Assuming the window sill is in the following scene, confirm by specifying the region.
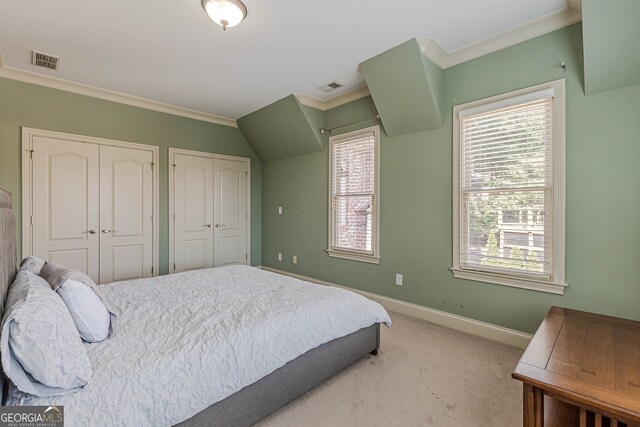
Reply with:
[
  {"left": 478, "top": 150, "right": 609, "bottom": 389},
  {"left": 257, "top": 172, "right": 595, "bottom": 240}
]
[
  {"left": 327, "top": 250, "right": 380, "bottom": 264},
  {"left": 450, "top": 268, "right": 567, "bottom": 295}
]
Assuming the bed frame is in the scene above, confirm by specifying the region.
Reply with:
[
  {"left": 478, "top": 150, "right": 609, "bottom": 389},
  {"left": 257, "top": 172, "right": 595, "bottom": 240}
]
[{"left": 0, "top": 186, "right": 380, "bottom": 426}]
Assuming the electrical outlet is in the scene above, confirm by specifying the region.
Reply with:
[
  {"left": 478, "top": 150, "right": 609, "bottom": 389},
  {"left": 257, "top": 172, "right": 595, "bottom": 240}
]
[
  {"left": 277, "top": 253, "right": 282, "bottom": 262},
  {"left": 278, "top": 206, "right": 283, "bottom": 215},
  {"left": 395, "top": 274, "right": 403, "bottom": 286},
  {"left": 292, "top": 255, "right": 298, "bottom": 264}
]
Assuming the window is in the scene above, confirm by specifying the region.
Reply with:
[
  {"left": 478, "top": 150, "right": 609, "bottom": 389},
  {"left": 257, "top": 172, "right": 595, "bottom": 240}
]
[
  {"left": 504, "top": 232, "right": 529, "bottom": 247},
  {"left": 452, "top": 80, "right": 566, "bottom": 294},
  {"left": 501, "top": 209, "right": 520, "bottom": 224},
  {"left": 328, "top": 125, "right": 380, "bottom": 264}
]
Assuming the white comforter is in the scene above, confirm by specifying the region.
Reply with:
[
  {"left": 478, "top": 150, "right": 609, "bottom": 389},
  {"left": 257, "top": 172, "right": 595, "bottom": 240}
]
[{"left": 7, "top": 266, "right": 391, "bottom": 426}]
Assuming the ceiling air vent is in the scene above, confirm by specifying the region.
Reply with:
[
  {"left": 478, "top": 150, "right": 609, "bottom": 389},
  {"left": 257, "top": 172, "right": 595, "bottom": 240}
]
[
  {"left": 31, "top": 50, "right": 59, "bottom": 70},
  {"left": 317, "top": 82, "right": 343, "bottom": 92}
]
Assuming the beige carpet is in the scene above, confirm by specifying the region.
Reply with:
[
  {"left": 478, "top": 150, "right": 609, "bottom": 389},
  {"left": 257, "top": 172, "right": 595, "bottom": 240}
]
[{"left": 257, "top": 311, "right": 524, "bottom": 427}]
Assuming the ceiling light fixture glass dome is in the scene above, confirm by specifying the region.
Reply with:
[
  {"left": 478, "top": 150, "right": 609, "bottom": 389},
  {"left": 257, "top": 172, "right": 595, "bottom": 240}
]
[{"left": 201, "top": 0, "right": 247, "bottom": 31}]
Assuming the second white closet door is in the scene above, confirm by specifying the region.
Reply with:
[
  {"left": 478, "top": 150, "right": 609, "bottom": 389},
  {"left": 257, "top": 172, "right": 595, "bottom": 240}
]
[
  {"left": 213, "top": 159, "right": 248, "bottom": 267},
  {"left": 173, "top": 154, "right": 215, "bottom": 271},
  {"left": 99, "top": 146, "right": 154, "bottom": 283}
]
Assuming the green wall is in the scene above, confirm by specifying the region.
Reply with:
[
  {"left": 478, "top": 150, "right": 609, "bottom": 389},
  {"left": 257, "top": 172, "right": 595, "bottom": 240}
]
[
  {"left": 582, "top": 0, "right": 640, "bottom": 94},
  {"left": 0, "top": 77, "right": 262, "bottom": 273},
  {"left": 262, "top": 23, "right": 640, "bottom": 334}
]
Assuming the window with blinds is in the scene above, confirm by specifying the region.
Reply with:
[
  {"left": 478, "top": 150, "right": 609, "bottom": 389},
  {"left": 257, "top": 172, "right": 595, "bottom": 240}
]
[
  {"left": 452, "top": 81, "right": 566, "bottom": 294},
  {"left": 328, "top": 126, "right": 380, "bottom": 264}
]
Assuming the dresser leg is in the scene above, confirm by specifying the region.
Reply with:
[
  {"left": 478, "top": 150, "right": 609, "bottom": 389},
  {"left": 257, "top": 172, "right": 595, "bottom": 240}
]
[
  {"left": 523, "top": 384, "right": 544, "bottom": 427},
  {"left": 594, "top": 413, "right": 602, "bottom": 427}
]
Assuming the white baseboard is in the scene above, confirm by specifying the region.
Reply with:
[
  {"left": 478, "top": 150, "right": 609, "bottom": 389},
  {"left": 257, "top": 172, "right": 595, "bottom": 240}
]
[{"left": 260, "top": 266, "right": 532, "bottom": 349}]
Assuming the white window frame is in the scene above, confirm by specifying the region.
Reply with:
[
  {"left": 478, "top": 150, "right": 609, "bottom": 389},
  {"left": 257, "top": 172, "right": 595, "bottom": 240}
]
[
  {"left": 451, "top": 79, "right": 567, "bottom": 295},
  {"left": 327, "top": 125, "right": 381, "bottom": 264}
]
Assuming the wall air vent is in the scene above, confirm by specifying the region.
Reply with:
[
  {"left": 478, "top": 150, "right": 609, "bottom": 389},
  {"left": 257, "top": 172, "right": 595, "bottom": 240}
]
[
  {"left": 31, "top": 50, "right": 59, "bottom": 70},
  {"left": 317, "top": 82, "right": 343, "bottom": 92}
]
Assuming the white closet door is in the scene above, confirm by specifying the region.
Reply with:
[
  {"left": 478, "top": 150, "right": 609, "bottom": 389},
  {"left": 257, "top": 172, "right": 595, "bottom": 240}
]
[
  {"left": 32, "top": 136, "right": 100, "bottom": 281},
  {"left": 173, "top": 154, "right": 214, "bottom": 272},
  {"left": 99, "top": 146, "right": 154, "bottom": 284},
  {"left": 213, "top": 159, "right": 248, "bottom": 266}
]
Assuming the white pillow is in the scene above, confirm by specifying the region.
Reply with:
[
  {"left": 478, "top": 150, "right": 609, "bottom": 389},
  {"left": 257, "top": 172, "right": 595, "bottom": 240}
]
[
  {"left": 1, "top": 270, "right": 92, "bottom": 397},
  {"left": 39, "top": 261, "right": 116, "bottom": 341},
  {"left": 56, "top": 279, "right": 112, "bottom": 343}
]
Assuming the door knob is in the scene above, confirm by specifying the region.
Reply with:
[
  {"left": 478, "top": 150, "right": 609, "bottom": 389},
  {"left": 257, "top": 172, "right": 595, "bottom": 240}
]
[
  {"left": 102, "top": 229, "right": 115, "bottom": 233},
  {"left": 204, "top": 224, "right": 213, "bottom": 228},
  {"left": 215, "top": 224, "right": 226, "bottom": 228},
  {"left": 88, "top": 229, "right": 97, "bottom": 234}
]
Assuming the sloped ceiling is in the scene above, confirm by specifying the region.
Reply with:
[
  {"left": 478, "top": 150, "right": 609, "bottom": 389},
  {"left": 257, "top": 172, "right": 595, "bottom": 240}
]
[
  {"left": 360, "top": 39, "right": 443, "bottom": 137},
  {"left": 237, "top": 95, "right": 325, "bottom": 162},
  {"left": 582, "top": 0, "right": 640, "bottom": 94}
]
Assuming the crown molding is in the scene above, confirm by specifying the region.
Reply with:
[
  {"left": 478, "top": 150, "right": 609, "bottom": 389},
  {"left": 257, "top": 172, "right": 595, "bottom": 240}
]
[
  {"left": 324, "top": 85, "right": 371, "bottom": 110},
  {"left": 418, "top": 6, "right": 582, "bottom": 69},
  {"left": 294, "top": 94, "right": 326, "bottom": 110},
  {"left": 0, "top": 61, "right": 238, "bottom": 128},
  {"left": 296, "top": 85, "right": 371, "bottom": 111}
]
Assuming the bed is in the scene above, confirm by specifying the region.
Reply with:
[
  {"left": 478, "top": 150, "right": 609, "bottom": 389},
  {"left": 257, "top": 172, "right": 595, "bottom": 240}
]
[{"left": 0, "top": 187, "right": 391, "bottom": 426}]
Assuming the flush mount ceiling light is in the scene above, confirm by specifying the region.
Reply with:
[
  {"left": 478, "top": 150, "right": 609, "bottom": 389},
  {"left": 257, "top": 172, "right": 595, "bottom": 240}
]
[{"left": 202, "top": 0, "right": 247, "bottom": 31}]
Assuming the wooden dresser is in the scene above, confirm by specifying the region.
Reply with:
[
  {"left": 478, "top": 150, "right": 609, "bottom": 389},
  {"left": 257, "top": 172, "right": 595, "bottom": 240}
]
[{"left": 512, "top": 307, "right": 640, "bottom": 427}]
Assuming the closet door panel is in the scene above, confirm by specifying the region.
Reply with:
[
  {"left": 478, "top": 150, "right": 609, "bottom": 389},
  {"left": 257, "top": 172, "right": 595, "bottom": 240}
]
[
  {"left": 99, "top": 146, "right": 153, "bottom": 283},
  {"left": 31, "top": 136, "right": 100, "bottom": 281},
  {"left": 173, "top": 154, "right": 214, "bottom": 272},
  {"left": 213, "top": 159, "right": 248, "bottom": 267}
]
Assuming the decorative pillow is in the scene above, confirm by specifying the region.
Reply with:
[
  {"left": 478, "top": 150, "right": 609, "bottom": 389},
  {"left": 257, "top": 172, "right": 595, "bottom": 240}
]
[
  {"left": 0, "top": 270, "right": 92, "bottom": 397},
  {"left": 56, "top": 279, "right": 112, "bottom": 342},
  {"left": 18, "top": 256, "right": 46, "bottom": 275},
  {"left": 39, "top": 262, "right": 116, "bottom": 341}
]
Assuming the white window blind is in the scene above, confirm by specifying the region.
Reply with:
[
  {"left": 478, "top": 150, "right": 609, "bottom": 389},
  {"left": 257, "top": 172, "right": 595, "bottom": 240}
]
[
  {"left": 329, "top": 126, "right": 379, "bottom": 262},
  {"left": 458, "top": 91, "right": 555, "bottom": 281}
]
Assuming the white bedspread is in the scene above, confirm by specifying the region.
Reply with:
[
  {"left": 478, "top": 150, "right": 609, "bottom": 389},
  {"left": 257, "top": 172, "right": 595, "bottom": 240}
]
[{"left": 7, "top": 266, "right": 391, "bottom": 426}]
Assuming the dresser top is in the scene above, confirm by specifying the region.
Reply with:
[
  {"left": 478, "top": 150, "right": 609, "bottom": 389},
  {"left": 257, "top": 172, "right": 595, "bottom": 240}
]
[{"left": 512, "top": 306, "right": 640, "bottom": 423}]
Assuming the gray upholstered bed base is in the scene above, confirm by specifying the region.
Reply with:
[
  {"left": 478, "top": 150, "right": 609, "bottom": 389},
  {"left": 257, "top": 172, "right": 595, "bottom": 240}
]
[{"left": 176, "top": 323, "right": 380, "bottom": 427}]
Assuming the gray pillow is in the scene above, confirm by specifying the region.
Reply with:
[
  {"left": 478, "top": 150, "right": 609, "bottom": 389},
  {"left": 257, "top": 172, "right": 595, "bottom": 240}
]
[
  {"left": 39, "top": 262, "right": 116, "bottom": 339},
  {"left": 0, "top": 270, "right": 93, "bottom": 397},
  {"left": 39, "top": 261, "right": 97, "bottom": 291},
  {"left": 18, "top": 256, "right": 45, "bottom": 275}
]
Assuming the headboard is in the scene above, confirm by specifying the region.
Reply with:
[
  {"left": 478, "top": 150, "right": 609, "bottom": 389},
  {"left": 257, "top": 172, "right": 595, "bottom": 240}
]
[
  {"left": 0, "top": 187, "right": 16, "bottom": 403},
  {"left": 0, "top": 187, "right": 17, "bottom": 320}
]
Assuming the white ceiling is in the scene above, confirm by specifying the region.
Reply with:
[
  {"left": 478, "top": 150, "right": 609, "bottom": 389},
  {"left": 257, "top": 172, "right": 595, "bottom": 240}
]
[{"left": 0, "top": 0, "right": 569, "bottom": 120}]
